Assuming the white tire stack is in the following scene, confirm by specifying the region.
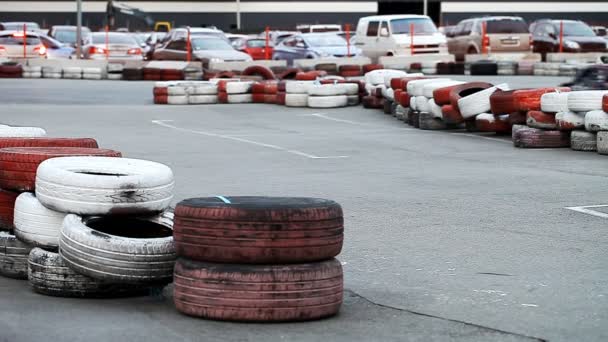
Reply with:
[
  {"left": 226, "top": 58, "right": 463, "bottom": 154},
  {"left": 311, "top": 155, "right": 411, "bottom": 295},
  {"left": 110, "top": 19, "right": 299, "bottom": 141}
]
[
  {"left": 62, "top": 67, "right": 82, "bottom": 79},
  {"left": 107, "top": 63, "right": 123, "bottom": 80},
  {"left": 0, "top": 126, "right": 46, "bottom": 137},
  {"left": 307, "top": 83, "right": 348, "bottom": 108},
  {"left": 226, "top": 81, "right": 253, "bottom": 104},
  {"left": 82, "top": 67, "right": 103, "bottom": 80},
  {"left": 187, "top": 82, "right": 218, "bottom": 105},
  {"left": 285, "top": 81, "right": 313, "bottom": 107},
  {"left": 458, "top": 84, "right": 509, "bottom": 120},
  {"left": 42, "top": 66, "right": 62, "bottom": 79},
  {"left": 22, "top": 66, "right": 42, "bottom": 78}
]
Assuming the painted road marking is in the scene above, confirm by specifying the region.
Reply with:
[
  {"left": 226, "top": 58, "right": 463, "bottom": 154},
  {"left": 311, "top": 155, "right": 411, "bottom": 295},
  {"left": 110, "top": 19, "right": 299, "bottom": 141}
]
[
  {"left": 565, "top": 205, "right": 608, "bottom": 219},
  {"left": 151, "top": 120, "right": 349, "bottom": 160}
]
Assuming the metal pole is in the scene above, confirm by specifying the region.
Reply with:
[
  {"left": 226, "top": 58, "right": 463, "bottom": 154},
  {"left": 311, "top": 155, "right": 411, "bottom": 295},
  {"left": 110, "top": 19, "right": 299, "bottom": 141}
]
[
  {"left": 423, "top": 0, "right": 427, "bottom": 16},
  {"left": 236, "top": 0, "right": 241, "bottom": 30},
  {"left": 76, "top": 0, "right": 82, "bottom": 59}
]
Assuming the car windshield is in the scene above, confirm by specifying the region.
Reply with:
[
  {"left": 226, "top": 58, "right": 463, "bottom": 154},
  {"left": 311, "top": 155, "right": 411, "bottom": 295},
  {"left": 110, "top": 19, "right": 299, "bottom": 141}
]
[
  {"left": 561, "top": 22, "right": 596, "bottom": 37},
  {"left": 191, "top": 37, "right": 234, "bottom": 50},
  {"left": 247, "top": 39, "right": 271, "bottom": 47},
  {"left": 390, "top": 18, "right": 438, "bottom": 34},
  {"left": 3, "top": 23, "right": 39, "bottom": 30},
  {"left": 0, "top": 33, "right": 40, "bottom": 45},
  {"left": 92, "top": 33, "right": 136, "bottom": 45},
  {"left": 486, "top": 19, "right": 528, "bottom": 34},
  {"left": 304, "top": 35, "right": 346, "bottom": 47}
]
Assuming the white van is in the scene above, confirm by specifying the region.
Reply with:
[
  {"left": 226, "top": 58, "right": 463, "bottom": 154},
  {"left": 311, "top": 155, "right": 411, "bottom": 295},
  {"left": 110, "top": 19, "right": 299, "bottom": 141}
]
[{"left": 355, "top": 15, "right": 448, "bottom": 61}]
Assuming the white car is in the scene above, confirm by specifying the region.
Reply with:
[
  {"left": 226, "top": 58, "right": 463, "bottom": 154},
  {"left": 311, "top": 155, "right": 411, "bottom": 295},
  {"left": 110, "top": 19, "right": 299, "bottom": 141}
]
[
  {"left": 354, "top": 15, "right": 448, "bottom": 61},
  {"left": 0, "top": 30, "right": 47, "bottom": 58}
]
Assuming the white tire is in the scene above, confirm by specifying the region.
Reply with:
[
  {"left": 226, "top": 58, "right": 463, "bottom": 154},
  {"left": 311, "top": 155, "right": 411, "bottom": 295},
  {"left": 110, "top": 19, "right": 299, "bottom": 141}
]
[
  {"left": 59, "top": 213, "right": 175, "bottom": 284},
  {"left": 307, "top": 95, "right": 348, "bottom": 108},
  {"left": 541, "top": 92, "right": 569, "bottom": 113},
  {"left": 226, "top": 81, "right": 253, "bottom": 94},
  {"left": 22, "top": 72, "right": 42, "bottom": 78},
  {"left": 167, "top": 86, "right": 187, "bottom": 95},
  {"left": 107, "top": 73, "right": 122, "bottom": 80},
  {"left": 188, "top": 95, "right": 218, "bottom": 104},
  {"left": 407, "top": 78, "right": 451, "bottom": 96},
  {"left": 365, "top": 69, "right": 405, "bottom": 86},
  {"left": 285, "top": 94, "right": 308, "bottom": 107},
  {"left": 409, "top": 96, "right": 417, "bottom": 111},
  {"left": 415, "top": 96, "right": 430, "bottom": 113},
  {"left": 187, "top": 84, "right": 218, "bottom": 95},
  {"left": 23, "top": 66, "right": 42, "bottom": 73},
  {"left": 364, "top": 83, "right": 376, "bottom": 96},
  {"left": 598, "top": 132, "right": 608, "bottom": 155},
  {"left": 585, "top": 110, "right": 608, "bottom": 131},
  {"left": 458, "top": 84, "right": 507, "bottom": 119},
  {"left": 35, "top": 157, "right": 174, "bottom": 215},
  {"left": 0, "top": 126, "right": 46, "bottom": 137},
  {"left": 286, "top": 81, "right": 313, "bottom": 94},
  {"left": 167, "top": 95, "right": 188, "bottom": 105},
  {"left": 556, "top": 111, "right": 585, "bottom": 130},
  {"left": 308, "top": 84, "right": 347, "bottom": 96},
  {"left": 62, "top": 67, "right": 82, "bottom": 74},
  {"left": 422, "top": 81, "right": 464, "bottom": 98},
  {"left": 382, "top": 70, "right": 408, "bottom": 87},
  {"left": 227, "top": 94, "right": 253, "bottom": 104},
  {"left": 347, "top": 95, "right": 360, "bottom": 106},
  {"left": 42, "top": 66, "right": 61, "bottom": 74},
  {"left": 0, "top": 231, "right": 32, "bottom": 279},
  {"left": 83, "top": 73, "right": 103, "bottom": 80},
  {"left": 62, "top": 72, "right": 82, "bottom": 79},
  {"left": 14, "top": 193, "right": 67, "bottom": 249},
  {"left": 343, "top": 83, "right": 359, "bottom": 95},
  {"left": 428, "top": 99, "right": 443, "bottom": 118},
  {"left": 82, "top": 67, "right": 102, "bottom": 74},
  {"left": 384, "top": 88, "right": 394, "bottom": 101},
  {"left": 43, "top": 73, "right": 62, "bottom": 79},
  {"left": 107, "top": 63, "right": 124, "bottom": 73},
  {"left": 571, "top": 131, "right": 597, "bottom": 152},
  {"left": 567, "top": 91, "right": 608, "bottom": 112}
]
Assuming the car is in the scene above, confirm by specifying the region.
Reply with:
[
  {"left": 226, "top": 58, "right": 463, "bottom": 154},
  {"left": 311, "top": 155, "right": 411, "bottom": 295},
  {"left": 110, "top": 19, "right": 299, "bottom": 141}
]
[
  {"left": 131, "top": 32, "right": 153, "bottom": 59},
  {"left": 38, "top": 34, "right": 75, "bottom": 59},
  {"left": 530, "top": 20, "right": 608, "bottom": 60},
  {"left": 355, "top": 15, "right": 448, "bottom": 61},
  {"left": 226, "top": 34, "right": 249, "bottom": 45},
  {"left": 591, "top": 26, "right": 607, "bottom": 38},
  {"left": 0, "top": 30, "right": 47, "bottom": 58},
  {"left": 234, "top": 37, "right": 273, "bottom": 60},
  {"left": 272, "top": 33, "right": 359, "bottom": 66},
  {"left": 48, "top": 25, "right": 92, "bottom": 48},
  {"left": 447, "top": 16, "right": 531, "bottom": 61},
  {"left": 82, "top": 32, "right": 144, "bottom": 60},
  {"left": 152, "top": 34, "right": 252, "bottom": 67},
  {"left": 0, "top": 22, "right": 40, "bottom": 31},
  {"left": 265, "top": 30, "right": 298, "bottom": 45},
  {"left": 296, "top": 24, "right": 342, "bottom": 33},
  {"left": 561, "top": 65, "right": 608, "bottom": 90},
  {"left": 161, "top": 27, "right": 228, "bottom": 46}
]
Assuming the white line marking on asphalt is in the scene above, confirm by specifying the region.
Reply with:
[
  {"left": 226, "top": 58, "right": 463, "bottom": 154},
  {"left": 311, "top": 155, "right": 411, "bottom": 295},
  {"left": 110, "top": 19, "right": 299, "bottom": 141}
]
[
  {"left": 151, "top": 120, "right": 349, "bottom": 159},
  {"left": 564, "top": 205, "right": 608, "bottom": 219},
  {"left": 300, "top": 112, "right": 417, "bottom": 130},
  {"left": 521, "top": 304, "right": 539, "bottom": 307},
  {"left": 452, "top": 133, "right": 512, "bottom": 144}
]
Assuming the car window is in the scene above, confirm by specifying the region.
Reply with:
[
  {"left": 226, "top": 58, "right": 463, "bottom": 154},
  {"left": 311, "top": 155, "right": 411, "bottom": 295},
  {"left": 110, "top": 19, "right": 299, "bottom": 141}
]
[
  {"left": 283, "top": 38, "right": 296, "bottom": 47},
  {"left": 367, "top": 21, "right": 379, "bottom": 37},
  {"left": 486, "top": 19, "right": 529, "bottom": 34},
  {"left": 390, "top": 18, "right": 438, "bottom": 34},
  {"left": 379, "top": 22, "right": 389, "bottom": 36},
  {"left": 92, "top": 33, "right": 136, "bottom": 45},
  {"left": 561, "top": 22, "right": 596, "bottom": 37},
  {"left": 39, "top": 35, "right": 61, "bottom": 49},
  {"left": 166, "top": 40, "right": 187, "bottom": 50},
  {"left": 191, "top": 38, "right": 234, "bottom": 51},
  {"left": 462, "top": 21, "right": 473, "bottom": 35},
  {"left": 0, "top": 33, "right": 41, "bottom": 45},
  {"left": 304, "top": 35, "right": 346, "bottom": 47}
]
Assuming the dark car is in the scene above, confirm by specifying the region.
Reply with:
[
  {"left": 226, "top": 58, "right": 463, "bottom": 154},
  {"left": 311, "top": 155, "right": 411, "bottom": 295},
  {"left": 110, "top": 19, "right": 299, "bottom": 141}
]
[
  {"left": 561, "top": 65, "right": 608, "bottom": 90},
  {"left": 272, "top": 33, "right": 360, "bottom": 66},
  {"left": 531, "top": 20, "right": 607, "bottom": 60}
]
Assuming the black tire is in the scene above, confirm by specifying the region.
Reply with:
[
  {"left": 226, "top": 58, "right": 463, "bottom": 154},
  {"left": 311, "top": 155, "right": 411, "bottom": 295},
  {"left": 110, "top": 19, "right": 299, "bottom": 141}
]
[
  {"left": 383, "top": 100, "right": 393, "bottom": 114},
  {"left": 465, "top": 119, "right": 479, "bottom": 132},
  {"left": 570, "top": 131, "right": 597, "bottom": 152},
  {"left": 418, "top": 112, "right": 447, "bottom": 130},
  {"left": 470, "top": 61, "right": 498, "bottom": 76},
  {"left": 0, "top": 231, "right": 32, "bottom": 279}
]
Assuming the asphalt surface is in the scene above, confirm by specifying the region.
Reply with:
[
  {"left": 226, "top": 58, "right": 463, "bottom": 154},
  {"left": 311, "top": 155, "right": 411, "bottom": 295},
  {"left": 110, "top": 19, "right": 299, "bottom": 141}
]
[{"left": 0, "top": 77, "right": 606, "bottom": 342}]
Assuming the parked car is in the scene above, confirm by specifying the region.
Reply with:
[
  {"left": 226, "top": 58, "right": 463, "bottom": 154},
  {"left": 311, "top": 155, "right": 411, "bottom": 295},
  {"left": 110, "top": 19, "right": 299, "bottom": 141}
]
[
  {"left": 48, "top": 25, "right": 91, "bottom": 47},
  {"left": 82, "top": 32, "right": 144, "bottom": 60},
  {"left": 152, "top": 34, "right": 252, "bottom": 67},
  {"left": 161, "top": 27, "right": 228, "bottom": 46},
  {"left": 355, "top": 15, "right": 448, "bottom": 61},
  {"left": 561, "top": 65, "right": 608, "bottom": 90},
  {"left": 234, "top": 37, "right": 273, "bottom": 60},
  {"left": 265, "top": 30, "right": 298, "bottom": 45},
  {"left": 530, "top": 20, "right": 608, "bottom": 60},
  {"left": 447, "top": 16, "right": 530, "bottom": 60},
  {"left": 0, "top": 22, "right": 40, "bottom": 31},
  {"left": 591, "top": 26, "right": 607, "bottom": 38},
  {"left": 0, "top": 30, "right": 46, "bottom": 58},
  {"left": 226, "top": 34, "right": 248, "bottom": 45},
  {"left": 273, "top": 33, "right": 359, "bottom": 65},
  {"left": 296, "top": 24, "right": 342, "bottom": 33},
  {"left": 38, "top": 34, "right": 75, "bottom": 59}
]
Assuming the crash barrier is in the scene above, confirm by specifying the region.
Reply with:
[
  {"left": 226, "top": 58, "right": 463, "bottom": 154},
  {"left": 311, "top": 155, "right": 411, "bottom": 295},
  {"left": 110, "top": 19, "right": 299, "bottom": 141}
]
[
  {"left": 0, "top": 137, "right": 344, "bottom": 322},
  {"left": 362, "top": 69, "right": 608, "bottom": 155}
]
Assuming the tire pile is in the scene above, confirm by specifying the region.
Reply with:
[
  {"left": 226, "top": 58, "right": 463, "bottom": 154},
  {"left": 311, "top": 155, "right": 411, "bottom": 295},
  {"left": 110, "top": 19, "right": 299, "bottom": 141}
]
[
  {"left": 0, "top": 135, "right": 178, "bottom": 299},
  {"left": 172, "top": 196, "right": 344, "bottom": 322}
]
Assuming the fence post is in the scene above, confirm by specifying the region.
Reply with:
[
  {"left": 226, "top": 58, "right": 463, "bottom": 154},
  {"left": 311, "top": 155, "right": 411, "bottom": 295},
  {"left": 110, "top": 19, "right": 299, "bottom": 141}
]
[
  {"left": 345, "top": 24, "right": 351, "bottom": 57},
  {"left": 559, "top": 21, "right": 564, "bottom": 53},
  {"left": 481, "top": 21, "right": 487, "bottom": 55},
  {"left": 23, "top": 23, "right": 26, "bottom": 58},
  {"left": 186, "top": 26, "right": 191, "bottom": 62},
  {"left": 265, "top": 26, "right": 270, "bottom": 60},
  {"left": 105, "top": 25, "right": 109, "bottom": 60},
  {"left": 410, "top": 23, "right": 415, "bottom": 55}
]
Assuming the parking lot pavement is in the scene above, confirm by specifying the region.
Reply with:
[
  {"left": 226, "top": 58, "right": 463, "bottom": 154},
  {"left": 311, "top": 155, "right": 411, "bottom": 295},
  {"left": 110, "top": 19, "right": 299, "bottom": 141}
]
[{"left": 0, "top": 78, "right": 606, "bottom": 342}]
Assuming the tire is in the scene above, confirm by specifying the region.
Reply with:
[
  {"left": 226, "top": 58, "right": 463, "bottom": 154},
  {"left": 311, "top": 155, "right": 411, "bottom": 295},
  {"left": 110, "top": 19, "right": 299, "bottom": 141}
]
[
  {"left": 295, "top": 71, "right": 327, "bottom": 81},
  {"left": 63, "top": 72, "right": 82, "bottom": 80},
  {"left": 568, "top": 91, "right": 608, "bottom": 112},
  {"left": 0, "top": 147, "right": 121, "bottom": 192},
  {"left": 154, "top": 95, "right": 168, "bottom": 105},
  {"left": 410, "top": 111, "right": 420, "bottom": 128},
  {"left": 433, "top": 84, "right": 461, "bottom": 106},
  {"left": 442, "top": 105, "right": 464, "bottom": 124},
  {"left": 597, "top": 132, "right": 608, "bottom": 155},
  {"left": 423, "top": 81, "right": 464, "bottom": 98},
  {"left": 449, "top": 82, "right": 493, "bottom": 113},
  {"left": 276, "top": 92, "right": 286, "bottom": 106},
  {"left": 252, "top": 93, "right": 265, "bottom": 103},
  {"left": 153, "top": 87, "right": 168, "bottom": 96},
  {"left": 188, "top": 95, "right": 218, "bottom": 104},
  {"left": 167, "top": 95, "right": 188, "bottom": 105},
  {"left": 307, "top": 95, "right": 348, "bottom": 108},
  {"left": 0, "top": 138, "right": 98, "bottom": 149},
  {"left": 512, "top": 125, "right": 570, "bottom": 148},
  {"left": 603, "top": 94, "right": 608, "bottom": 112},
  {"left": 584, "top": 110, "right": 608, "bottom": 132},
  {"left": 277, "top": 68, "right": 302, "bottom": 80},
  {"left": 570, "top": 131, "right": 597, "bottom": 152},
  {"left": 59, "top": 213, "right": 175, "bottom": 284},
  {"left": 0, "top": 126, "right": 46, "bottom": 138},
  {"left": 526, "top": 111, "right": 557, "bottom": 130},
  {"left": 362, "top": 64, "right": 383, "bottom": 73},
  {"left": 83, "top": 73, "right": 103, "bottom": 80},
  {"left": 476, "top": 114, "right": 511, "bottom": 134},
  {"left": 43, "top": 72, "right": 62, "bottom": 79},
  {"left": 347, "top": 95, "right": 360, "bottom": 106},
  {"left": 458, "top": 84, "right": 506, "bottom": 119},
  {"left": 226, "top": 81, "right": 253, "bottom": 94},
  {"left": 308, "top": 84, "right": 347, "bottom": 96},
  {"left": 398, "top": 91, "right": 411, "bottom": 108},
  {"left": 490, "top": 90, "right": 518, "bottom": 115},
  {"left": 339, "top": 64, "right": 361, "bottom": 73},
  {"left": 107, "top": 73, "right": 122, "bottom": 80},
  {"left": 362, "top": 96, "right": 383, "bottom": 109},
  {"left": 286, "top": 81, "right": 313, "bottom": 94},
  {"left": 28, "top": 248, "right": 147, "bottom": 298},
  {"left": 263, "top": 83, "right": 278, "bottom": 94},
  {"left": 315, "top": 63, "right": 338, "bottom": 74},
  {"left": 62, "top": 67, "right": 82, "bottom": 74},
  {"left": 428, "top": 99, "right": 443, "bottom": 118},
  {"left": 23, "top": 72, "right": 42, "bottom": 78},
  {"left": 509, "top": 111, "right": 527, "bottom": 125},
  {"left": 407, "top": 78, "right": 450, "bottom": 96},
  {"left": 264, "top": 94, "right": 277, "bottom": 104},
  {"left": 35, "top": 157, "right": 174, "bottom": 215},
  {"left": 418, "top": 112, "right": 447, "bottom": 130},
  {"left": 0, "top": 189, "right": 18, "bottom": 231},
  {"left": 415, "top": 96, "right": 430, "bottom": 113},
  {"left": 470, "top": 61, "right": 498, "bottom": 75},
  {"left": 541, "top": 92, "right": 570, "bottom": 113},
  {"left": 514, "top": 88, "right": 570, "bottom": 112},
  {"left": 364, "top": 69, "right": 403, "bottom": 86},
  {"left": 173, "top": 258, "right": 343, "bottom": 322},
  {"left": 556, "top": 111, "right": 585, "bottom": 131},
  {"left": 0, "top": 231, "right": 32, "bottom": 279},
  {"left": 14, "top": 193, "right": 67, "bottom": 249},
  {"left": 285, "top": 93, "right": 308, "bottom": 107},
  {"left": 241, "top": 65, "right": 276, "bottom": 80},
  {"left": 227, "top": 94, "right": 253, "bottom": 104},
  {"left": 187, "top": 83, "right": 218, "bottom": 95}
]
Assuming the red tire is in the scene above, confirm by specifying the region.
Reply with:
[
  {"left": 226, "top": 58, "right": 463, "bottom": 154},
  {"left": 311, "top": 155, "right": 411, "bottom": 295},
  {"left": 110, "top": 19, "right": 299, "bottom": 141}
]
[
  {"left": 390, "top": 77, "right": 404, "bottom": 90},
  {"left": 339, "top": 64, "right": 361, "bottom": 72},
  {"left": 490, "top": 90, "right": 518, "bottom": 115},
  {"left": 0, "top": 189, "right": 18, "bottom": 230},
  {"left": 252, "top": 93, "right": 266, "bottom": 103},
  {"left": 362, "top": 64, "right": 383, "bottom": 73},
  {"left": 398, "top": 92, "right": 411, "bottom": 108},
  {"left": 399, "top": 77, "right": 427, "bottom": 92},
  {"left": 603, "top": 94, "right": 608, "bottom": 112},
  {"left": 173, "top": 196, "right": 343, "bottom": 263},
  {"left": 409, "top": 62, "right": 422, "bottom": 70},
  {"left": 509, "top": 111, "right": 527, "bottom": 125},
  {"left": 276, "top": 92, "right": 286, "bottom": 106},
  {"left": 0, "top": 65, "right": 22, "bottom": 74},
  {"left": 441, "top": 105, "right": 464, "bottom": 124},
  {"left": 394, "top": 89, "right": 403, "bottom": 104},
  {"left": 217, "top": 91, "right": 228, "bottom": 103},
  {"left": 242, "top": 65, "right": 276, "bottom": 80},
  {"left": 173, "top": 258, "right": 343, "bottom": 322},
  {"left": 277, "top": 68, "right": 302, "bottom": 80},
  {"left": 513, "top": 87, "right": 570, "bottom": 112},
  {"left": 362, "top": 96, "right": 383, "bottom": 109},
  {"left": 264, "top": 83, "right": 278, "bottom": 94},
  {"left": 0, "top": 138, "right": 98, "bottom": 149},
  {"left": 0, "top": 147, "right": 122, "bottom": 192},
  {"left": 526, "top": 110, "right": 557, "bottom": 130},
  {"left": 449, "top": 82, "right": 493, "bottom": 112},
  {"left": 153, "top": 87, "right": 168, "bottom": 96},
  {"left": 476, "top": 114, "right": 511, "bottom": 134},
  {"left": 295, "top": 71, "right": 327, "bottom": 81},
  {"left": 277, "top": 81, "right": 286, "bottom": 92},
  {"left": 512, "top": 125, "right": 570, "bottom": 148},
  {"left": 143, "top": 73, "right": 161, "bottom": 81},
  {"left": 340, "top": 70, "right": 362, "bottom": 77},
  {"left": 432, "top": 84, "right": 462, "bottom": 105},
  {"left": 264, "top": 94, "right": 277, "bottom": 104},
  {"left": 160, "top": 69, "right": 184, "bottom": 81},
  {"left": 251, "top": 82, "right": 268, "bottom": 94},
  {"left": 154, "top": 95, "right": 168, "bottom": 105}
]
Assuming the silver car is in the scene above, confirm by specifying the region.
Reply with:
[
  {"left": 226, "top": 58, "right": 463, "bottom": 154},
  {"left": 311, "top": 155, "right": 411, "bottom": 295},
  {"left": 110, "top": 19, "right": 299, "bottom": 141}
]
[
  {"left": 82, "top": 32, "right": 144, "bottom": 60},
  {"left": 0, "top": 30, "right": 46, "bottom": 58},
  {"left": 152, "top": 35, "right": 251, "bottom": 66}
]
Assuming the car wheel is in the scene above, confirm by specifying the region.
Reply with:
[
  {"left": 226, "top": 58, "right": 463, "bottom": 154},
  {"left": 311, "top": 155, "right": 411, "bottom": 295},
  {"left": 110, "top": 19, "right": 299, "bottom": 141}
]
[{"left": 467, "top": 46, "right": 478, "bottom": 55}]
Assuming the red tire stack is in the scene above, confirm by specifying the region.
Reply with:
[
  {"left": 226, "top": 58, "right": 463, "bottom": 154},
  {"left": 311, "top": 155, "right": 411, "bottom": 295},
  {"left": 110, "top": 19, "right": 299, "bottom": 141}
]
[
  {"left": 0, "top": 64, "right": 23, "bottom": 78},
  {"left": 172, "top": 196, "right": 345, "bottom": 322}
]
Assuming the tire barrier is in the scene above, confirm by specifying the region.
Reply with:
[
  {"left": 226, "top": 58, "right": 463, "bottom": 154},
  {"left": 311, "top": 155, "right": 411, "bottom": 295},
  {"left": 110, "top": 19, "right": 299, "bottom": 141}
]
[
  {"left": 0, "top": 189, "right": 18, "bottom": 231},
  {"left": 570, "top": 131, "right": 597, "bottom": 152},
  {"left": 512, "top": 125, "right": 570, "bottom": 148},
  {"left": 0, "top": 64, "right": 23, "bottom": 78}
]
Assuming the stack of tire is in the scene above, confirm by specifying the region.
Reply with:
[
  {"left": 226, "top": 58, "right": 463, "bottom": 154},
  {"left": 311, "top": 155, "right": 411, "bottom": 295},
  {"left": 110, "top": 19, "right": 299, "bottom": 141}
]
[
  {"left": 251, "top": 81, "right": 276, "bottom": 103},
  {"left": 62, "top": 67, "right": 82, "bottom": 80},
  {"left": 307, "top": 82, "right": 357, "bottom": 109},
  {"left": 217, "top": 80, "right": 253, "bottom": 104},
  {"left": 406, "top": 78, "right": 457, "bottom": 129},
  {"left": 172, "top": 196, "right": 344, "bottom": 322},
  {"left": 143, "top": 67, "right": 162, "bottom": 81},
  {"left": 107, "top": 63, "right": 123, "bottom": 80},
  {"left": 589, "top": 94, "right": 608, "bottom": 154},
  {"left": 284, "top": 81, "right": 313, "bottom": 107},
  {"left": 362, "top": 69, "right": 407, "bottom": 109},
  {"left": 22, "top": 66, "right": 42, "bottom": 79},
  {"left": 339, "top": 65, "right": 363, "bottom": 78},
  {"left": 0, "top": 63, "right": 22, "bottom": 78},
  {"left": 153, "top": 81, "right": 218, "bottom": 105},
  {"left": 82, "top": 67, "right": 103, "bottom": 80},
  {"left": 389, "top": 76, "right": 427, "bottom": 122},
  {"left": 511, "top": 88, "right": 572, "bottom": 148},
  {"left": 123, "top": 66, "right": 144, "bottom": 81}
]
